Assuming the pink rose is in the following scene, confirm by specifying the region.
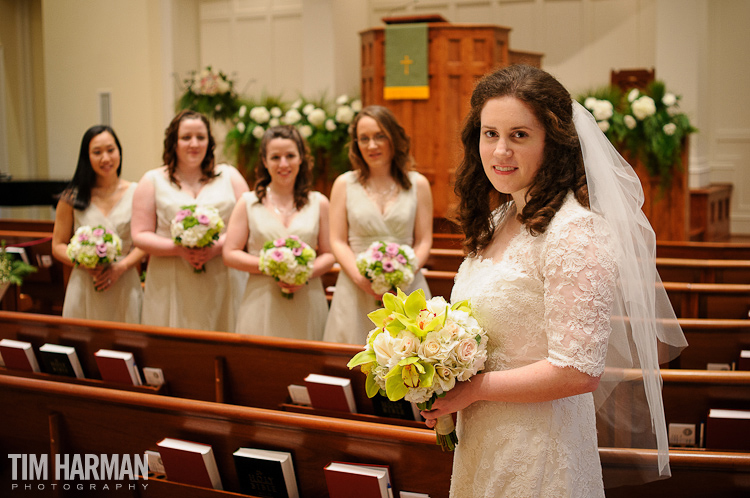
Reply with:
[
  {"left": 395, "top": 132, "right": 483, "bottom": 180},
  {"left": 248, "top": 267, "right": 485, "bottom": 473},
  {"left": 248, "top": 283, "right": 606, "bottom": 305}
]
[
  {"left": 457, "top": 338, "right": 479, "bottom": 364},
  {"left": 382, "top": 260, "right": 394, "bottom": 272},
  {"left": 271, "top": 249, "right": 285, "bottom": 262},
  {"left": 371, "top": 251, "right": 383, "bottom": 261},
  {"left": 292, "top": 247, "right": 303, "bottom": 257},
  {"left": 385, "top": 243, "right": 400, "bottom": 257},
  {"left": 274, "top": 238, "right": 285, "bottom": 247},
  {"left": 175, "top": 209, "right": 192, "bottom": 222},
  {"left": 197, "top": 214, "right": 210, "bottom": 225},
  {"left": 92, "top": 228, "right": 105, "bottom": 237},
  {"left": 95, "top": 243, "right": 108, "bottom": 258},
  {"left": 396, "top": 254, "right": 407, "bottom": 264}
]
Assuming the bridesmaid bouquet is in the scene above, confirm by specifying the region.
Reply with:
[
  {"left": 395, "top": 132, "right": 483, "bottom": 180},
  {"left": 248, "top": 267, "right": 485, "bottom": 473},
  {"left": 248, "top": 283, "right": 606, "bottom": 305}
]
[
  {"left": 170, "top": 204, "right": 225, "bottom": 272},
  {"left": 258, "top": 235, "right": 316, "bottom": 299},
  {"left": 347, "top": 288, "right": 488, "bottom": 451},
  {"left": 356, "top": 241, "right": 416, "bottom": 295},
  {"left": 66, "top": 225, "right": 122, "bottom": 269}
]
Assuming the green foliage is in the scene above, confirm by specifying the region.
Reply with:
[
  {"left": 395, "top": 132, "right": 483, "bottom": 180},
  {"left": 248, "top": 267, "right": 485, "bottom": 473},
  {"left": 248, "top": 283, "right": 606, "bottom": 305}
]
[
  {"left": 176, "top": 66, "right": 240, "bottom": 122},
  {"left": 0, "top": 242, "right": 37, "bottom": 286},
  {"left": 577, "top": 80, "right": 697, "bottom": 190}
]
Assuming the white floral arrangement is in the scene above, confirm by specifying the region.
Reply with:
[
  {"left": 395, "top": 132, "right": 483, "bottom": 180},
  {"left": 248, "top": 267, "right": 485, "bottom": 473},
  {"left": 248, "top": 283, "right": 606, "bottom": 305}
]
[
  {"left": 348, "top": 289, "right": 489, "bottom": 451},
  {"left": 225, "top": 94, "right": 361, "bottom": 178},
  {"left": 258, "top": 235, "right": 316, "bottom": 299},
  {"left": 66, "top": 225, "right": 122, "bottom": 269},
  {"left": 176, "top": 66, "right": 239, "bottom": 122},
  {"left": 356, "top": 241, "right": 416, "bottom": 296},
  {"left": 578, "top": 81, "right": 696, "bottom": 186},
  {"left": 170, "top": 204, "right": 225, "bottom": 272}
]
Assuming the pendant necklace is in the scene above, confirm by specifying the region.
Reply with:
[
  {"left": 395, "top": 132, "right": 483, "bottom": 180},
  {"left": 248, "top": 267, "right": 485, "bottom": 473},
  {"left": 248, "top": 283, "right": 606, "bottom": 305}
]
[{"left": 267, "top": 187, "right": 296, "bottom": 217}]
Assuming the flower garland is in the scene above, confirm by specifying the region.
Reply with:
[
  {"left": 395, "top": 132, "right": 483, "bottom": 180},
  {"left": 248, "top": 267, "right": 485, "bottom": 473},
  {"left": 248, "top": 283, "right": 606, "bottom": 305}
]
[{"left": 577, "top": 81, "right": 697, "bottom": 189}]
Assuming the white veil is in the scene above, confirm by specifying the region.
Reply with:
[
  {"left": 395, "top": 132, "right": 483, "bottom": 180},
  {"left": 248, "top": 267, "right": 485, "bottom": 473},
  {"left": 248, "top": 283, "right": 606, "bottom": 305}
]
[{"left": 572, "top": 101, "right": 688, "bottom": 485}]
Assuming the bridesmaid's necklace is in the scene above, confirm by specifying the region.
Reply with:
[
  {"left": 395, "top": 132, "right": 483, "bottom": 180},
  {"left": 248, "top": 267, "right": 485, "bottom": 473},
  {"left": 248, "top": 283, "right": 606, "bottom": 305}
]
[
  {"left": 267, "top": 186, "right": 296, "bottom": 217},
  {"left": 364, "top": 179, "right": 399, "bottom": 212}
]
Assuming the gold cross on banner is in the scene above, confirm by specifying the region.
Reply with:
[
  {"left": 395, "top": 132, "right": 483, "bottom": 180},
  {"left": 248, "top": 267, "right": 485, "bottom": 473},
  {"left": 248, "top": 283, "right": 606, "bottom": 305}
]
[{"left": 400, "top": 55, "right": 414, "bottom": 75}]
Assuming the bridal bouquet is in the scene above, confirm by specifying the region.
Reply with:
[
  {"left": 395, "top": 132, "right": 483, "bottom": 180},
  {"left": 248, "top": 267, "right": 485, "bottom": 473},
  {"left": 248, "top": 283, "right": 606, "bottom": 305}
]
[
  {"left": 348, "top": 289, "right": 488, "bottom": 451},
  {"left": 259, "top": 235, "right": 316, "bottom": 299},
  {"left": 66, "top": 225, "right": 122, "bottom": 269},
  {"left": 170, "top": 204, "right": 225, "bottom": 272},
  {"left": 356, "top": 241, "right": 416, "bottom": 295}
]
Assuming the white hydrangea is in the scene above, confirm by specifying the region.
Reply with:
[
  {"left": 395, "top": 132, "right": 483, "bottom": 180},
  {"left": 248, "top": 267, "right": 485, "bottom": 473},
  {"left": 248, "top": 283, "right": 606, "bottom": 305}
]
[
  {"left": 307, "top": 108, "right": 327, "bottom": 127},
  {"left": 335, "top": 105, "right": 354, "bottom": 124},
  {"left": 663, "top": 123, "right": 677, "bottom": 135},
  {"left": 238, "top": 105, "right": 247, "bottom": 118},
  {"left": 325, "top": 119, "right": 337, "bottom": 132},
  {"left": 335, "top": 94, "right": 349, "bottom": 105},
  {"left": 624, "top": 115, "right": 637, "bottom": 129},
  {"left": 302, "top": 103, "right": 315, "bottom": 116},
  {"left": 269, "top": 118, "right": 280, "bottom": 127},
  {"left": 627, "top": 89, "right": 640, "bottom": 103},
  {"left": 252, "top": 126, "right": 265, "bottom": 139},
  {"left": 299, "top": 125, "right": 313, "bottom": 138},
  {"left": 591, "top": 99, "right": 613, "bottom": 121},
  {"left": 597, "top": 120, "right": 610, "bottom": 132},
  {"left": 283, "top": 109, "right": 302, "bottom": 125},
  {"left": 351, "top": 99, "right": 362, "bottom": 112},
  {"left": 249, "top": 106, "right": 270, "bottom": 124},
  {"left": 270, "top": 106, "right": 283, "bottom": 118},
  {"left": 237, "top": 122, "right": 246, "bottom": 133},
  {"left": 631, "top": 96, "right": 656, "bottom": 120},
  {"left": 662, "top": 93, "right": 677, "bottom": 107}
]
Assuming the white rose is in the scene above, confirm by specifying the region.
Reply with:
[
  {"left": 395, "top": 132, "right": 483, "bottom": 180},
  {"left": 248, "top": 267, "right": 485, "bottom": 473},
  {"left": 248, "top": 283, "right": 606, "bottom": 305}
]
[
  {"left": 325, "top": 119, "right": 337, "bottom": 132},
  {"left": 456, "top": 337, "right": 479, "bottom": 365},
  {"left": 252, "top": 126, "right": 265, "bottom": 139},
  {"left": 302, "top": 103, "right": 315, "bottom": 116},
  {"left": 393, "top": 331, "right": 420, "bottom": 358},
  {"left": 335, "top": 94, "right": 349, "bottom": 105},
  {"left": 624, "top": 115, "right": 637, "bottom": 129},
  {"left": 351, "top": 99, "right": 362, "bottom": 112},
  {"left": 597, "top": 120, "right": 610, "bottom": 133},
  {"left": 335, "top": 105, "right": 354, "bottom": 124},
  {"left": 627, "top": 89, "right": 640, "bottom": 102},
  {"left": 371, "top": 331, "right": 396, "bottom": 367},
  {"left": 663, "top": 123, "right": 677, "bottom": 136},
  {"left": 249, "top": 106, "right": 270, "bottom": 124},
  {"left": 237, "top": 122, "right": 246, "bottom": 133},
  {"left": 418, "top": 335, "right": 442, "bottom": 360},
  {"left": 631, "top": 96, "right": 656, "bottom": 120},
  {"left": 270, "top": 106, "right": 283, "bottom": 118},
  {"left": 308, "top": 108, "right": 327, "bottom": 127},
  {"left": 299, "top": 125, "right": 313, "bottom": 138},
  {"left": 434, "top": 364, "right": 456, "bottom": 392},
  {"left": 662, "top": 93, "right": 677, "bottom": 107},
  {"left": 283, "top": 109, "right": 302, "bottom": 125}
]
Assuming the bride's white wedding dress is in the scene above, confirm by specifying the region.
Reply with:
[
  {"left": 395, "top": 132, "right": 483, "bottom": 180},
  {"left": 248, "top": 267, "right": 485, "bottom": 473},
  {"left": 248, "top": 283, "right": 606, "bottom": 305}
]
[{"left": 448, "top": 193, "right": 616, "bottom": 498}]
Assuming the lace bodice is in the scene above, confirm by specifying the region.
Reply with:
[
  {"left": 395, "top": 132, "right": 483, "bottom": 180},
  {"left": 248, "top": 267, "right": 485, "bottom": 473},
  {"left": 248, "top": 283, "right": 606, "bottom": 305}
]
[{"left": 448, "top": 193, "right": 616, "bottom": 497}]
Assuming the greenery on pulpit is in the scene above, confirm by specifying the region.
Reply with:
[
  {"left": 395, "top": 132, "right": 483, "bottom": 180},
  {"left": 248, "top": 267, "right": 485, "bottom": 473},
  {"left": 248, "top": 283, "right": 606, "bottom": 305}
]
[
  {"left": 224, "top": 94, "right": 361, "bottom": 180},
  {"left": 176, "top": 66, "right": 240, "bottom": 122},
  {"left": 577, "top": 81, "right": 697, "bottom": 189},
  {"left": 0, "top": 242, "right": 37, "bottom": 286}
]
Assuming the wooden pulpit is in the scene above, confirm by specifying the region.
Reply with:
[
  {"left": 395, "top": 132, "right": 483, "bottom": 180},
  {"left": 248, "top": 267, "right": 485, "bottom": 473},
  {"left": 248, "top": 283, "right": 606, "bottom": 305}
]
[{"left": 360, "top": 21, "right": 542, "bottom": 220}]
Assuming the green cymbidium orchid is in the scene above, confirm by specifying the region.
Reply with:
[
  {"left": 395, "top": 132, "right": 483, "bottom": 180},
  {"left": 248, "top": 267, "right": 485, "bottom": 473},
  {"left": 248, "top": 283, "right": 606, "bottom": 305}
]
[{"left": 383, "top": 356, "right": 435, "bottom": 401}]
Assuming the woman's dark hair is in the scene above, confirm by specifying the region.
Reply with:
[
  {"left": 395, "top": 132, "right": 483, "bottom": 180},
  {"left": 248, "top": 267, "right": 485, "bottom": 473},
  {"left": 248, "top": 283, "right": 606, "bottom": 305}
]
[
  {"left": 254, "top": 125, "right": 313, "bottom": 210},
  {"left": 348, "top": 105, "right": 413, "bottom": 190},
  {"left": 162, "top": 110, "right": 217, "bottom": 187},
  {"left": 60, "top": 125, "right": 123, "bottom": 210},
  {"left": 454, "top": 64, "right": 589, "bottom": 254}
]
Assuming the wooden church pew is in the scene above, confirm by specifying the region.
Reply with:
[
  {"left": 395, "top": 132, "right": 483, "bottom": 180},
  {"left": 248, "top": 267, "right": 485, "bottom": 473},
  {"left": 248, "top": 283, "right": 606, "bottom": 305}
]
[
  {"left": 675, "top": 318, "right": 750, "bottom": 369},
  {"left": 1, "top": 375, "right": 748, "bottom": 497},
  {"left": 657, "top": 240, "right": 750, "bottom": 261},
  {"left": 663, "top": 282, "right": 750, "bottom": 319},
  {"left": 656, "top": 258, "right": 750, "bottom": 284}
]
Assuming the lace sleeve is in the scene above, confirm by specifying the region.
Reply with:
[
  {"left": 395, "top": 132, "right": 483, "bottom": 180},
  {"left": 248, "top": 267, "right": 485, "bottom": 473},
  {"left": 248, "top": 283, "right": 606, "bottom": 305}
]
[{"left": 543, "top": 213, "right": 617, "bottom": 377}]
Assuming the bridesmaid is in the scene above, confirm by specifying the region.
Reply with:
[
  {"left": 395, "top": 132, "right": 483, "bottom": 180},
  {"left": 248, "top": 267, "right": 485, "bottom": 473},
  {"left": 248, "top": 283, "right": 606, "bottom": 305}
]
[
  {"left": 131, "top": 110, "right": 249, "bottom": 332},
  {"left": 223, "top": 125, "right": 335, "bottom": 339},
  {"left": 322, "top": 105, "right": 433, "bottom": 345},
  {"left": 52, "top": 125, "right": 144, "bottom": 323}
]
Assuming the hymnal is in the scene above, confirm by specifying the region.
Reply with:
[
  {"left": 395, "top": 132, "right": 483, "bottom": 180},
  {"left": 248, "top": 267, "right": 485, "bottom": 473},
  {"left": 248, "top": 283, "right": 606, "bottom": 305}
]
[
  {"left": 233, "top": 447, "right": 299, "bottom": 498},
  {"left": 738, "top": 350, "right": 750, "bottom": 371},
  {"left": 400, "top": 492, "right": 431, "bottom": 498},
  {"left": 156, "top": 438, "right": 223, "bottom": 490},
  {"left": 94, "top": 349, "right": 142, "bottom": 385},
  {"left": 304, "top": 374, "right": 357, "bottom": 413},
  {"left": 324, "top": 462, "right": 393, "bottom": 498},
  {"left": 38, "top": 343, "right": 85, "bottom": 378},
  {"left": 287, "top": 384, "right": 311, "bottom": 406},
  {"left": 0, "top": 338, "right": 41, "bottom": 373},
  {"left": 706, "top": 408, "right": 750, "bottom": 451}
]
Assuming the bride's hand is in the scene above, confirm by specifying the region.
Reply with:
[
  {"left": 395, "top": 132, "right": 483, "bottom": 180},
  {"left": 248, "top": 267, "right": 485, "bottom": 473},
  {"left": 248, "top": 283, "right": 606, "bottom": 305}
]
[{"left": 420, "top": 378, "right": 479, "bottom": 426}]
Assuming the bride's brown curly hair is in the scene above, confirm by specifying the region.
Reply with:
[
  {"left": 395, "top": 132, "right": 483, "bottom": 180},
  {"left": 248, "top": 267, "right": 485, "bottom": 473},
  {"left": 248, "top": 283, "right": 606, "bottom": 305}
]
[{"left": 454, "top": 64, "right": 589, "bottom": 255}]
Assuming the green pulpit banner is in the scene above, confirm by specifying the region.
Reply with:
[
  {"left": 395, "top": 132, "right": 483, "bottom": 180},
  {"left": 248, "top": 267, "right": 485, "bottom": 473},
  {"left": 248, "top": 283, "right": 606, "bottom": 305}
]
[{"left": 384, "top": 23, "right": 429, "bottom": 100}]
